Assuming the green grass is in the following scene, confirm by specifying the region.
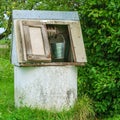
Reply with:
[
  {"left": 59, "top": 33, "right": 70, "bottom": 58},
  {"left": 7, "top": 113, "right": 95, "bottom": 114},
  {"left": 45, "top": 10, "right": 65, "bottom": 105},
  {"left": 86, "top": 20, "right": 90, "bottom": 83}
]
[
  {"left": 0, "top": 58, "right": 74, "bottom": 120},
  {"left": 0, "top": 52, "right": 95, "bottom": 120}
]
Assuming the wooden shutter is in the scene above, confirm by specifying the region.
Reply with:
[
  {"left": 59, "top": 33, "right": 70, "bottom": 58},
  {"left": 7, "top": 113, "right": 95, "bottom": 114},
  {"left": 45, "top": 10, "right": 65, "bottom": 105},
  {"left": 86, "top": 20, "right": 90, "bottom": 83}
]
[
  {"left": 20, "top": 21, "right": 51, "bottom": 62},
  {"left": 68, "top": 21, "right": 87, "bottom": 63}
]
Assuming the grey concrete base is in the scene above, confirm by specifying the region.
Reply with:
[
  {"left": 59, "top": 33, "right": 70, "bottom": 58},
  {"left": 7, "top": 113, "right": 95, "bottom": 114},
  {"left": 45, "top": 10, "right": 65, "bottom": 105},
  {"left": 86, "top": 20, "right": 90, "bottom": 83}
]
[{"left": 14, "top": 66, "right": 77, "bottom": 111}]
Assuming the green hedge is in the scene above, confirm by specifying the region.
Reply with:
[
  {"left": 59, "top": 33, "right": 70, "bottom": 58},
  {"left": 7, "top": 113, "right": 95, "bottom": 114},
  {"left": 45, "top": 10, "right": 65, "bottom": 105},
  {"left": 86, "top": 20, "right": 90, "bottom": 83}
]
[{"left": 76, "top": 0, "right": 120, "bottom": 117}]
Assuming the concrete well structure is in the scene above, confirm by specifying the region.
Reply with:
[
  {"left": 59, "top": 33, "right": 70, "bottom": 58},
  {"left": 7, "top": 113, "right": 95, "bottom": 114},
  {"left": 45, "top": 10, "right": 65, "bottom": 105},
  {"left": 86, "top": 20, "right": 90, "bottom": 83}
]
[{"left": 12, "top": 10, "right": 87, "bottom": 111}]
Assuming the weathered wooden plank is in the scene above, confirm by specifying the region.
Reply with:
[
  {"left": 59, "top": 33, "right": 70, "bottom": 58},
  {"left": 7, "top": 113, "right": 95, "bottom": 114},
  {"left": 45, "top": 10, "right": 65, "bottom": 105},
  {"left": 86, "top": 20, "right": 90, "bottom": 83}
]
[
  {"left": 19, "top": 62, "right": 85, "bottom": 66},
  {"left": 68, "top": 25, "right": 76, "bottom": 62},
  {"left": 27, "top": 54, "right": 51, "bottom": 62},
  {"left": 19, "top": 20, "right": 27, "bottom": 61},
  {"left": 22, "top": 20, "right": 41, "bottom": 26},
  {"left": 69, "top": 21, "right": 87, "bottom": 62},
  {"left": 23, "top": 25, "right": 32, "bottom": 55},
  {"left": 14, "top": 20, "right": 25, "bottom": 63},
  {"left": 41, "top": 24, "right": 51, "bottom": 58},
  {"left": 29, "top": 27, "right": 45, "bottom": 55}
]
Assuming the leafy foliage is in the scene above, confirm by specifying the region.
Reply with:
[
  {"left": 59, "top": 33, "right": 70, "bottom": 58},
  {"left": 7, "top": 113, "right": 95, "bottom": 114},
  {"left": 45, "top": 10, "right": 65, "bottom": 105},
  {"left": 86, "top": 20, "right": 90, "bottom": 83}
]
[
  {"left": 78, "top": 61, "right": 120, "bottom": 116},
  {"left": 76, "top": 0, "right": 120, "bottom": 117},
  {"left": 104, "top": 114, "right": 120, "bottom": 120}
]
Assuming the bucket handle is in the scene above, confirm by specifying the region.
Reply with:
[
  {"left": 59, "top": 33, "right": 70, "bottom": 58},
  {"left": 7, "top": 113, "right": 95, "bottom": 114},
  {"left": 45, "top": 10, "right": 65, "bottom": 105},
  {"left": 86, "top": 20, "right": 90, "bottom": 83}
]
[{"left": 55, "top": 33, "right": 65, "bottom": 44}]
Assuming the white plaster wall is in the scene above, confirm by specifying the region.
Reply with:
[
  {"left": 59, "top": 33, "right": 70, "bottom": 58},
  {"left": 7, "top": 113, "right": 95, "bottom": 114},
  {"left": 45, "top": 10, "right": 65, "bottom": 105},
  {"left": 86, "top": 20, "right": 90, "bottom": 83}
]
[{"left": 14, "top": 66, "right": 77, "bottom": 111}]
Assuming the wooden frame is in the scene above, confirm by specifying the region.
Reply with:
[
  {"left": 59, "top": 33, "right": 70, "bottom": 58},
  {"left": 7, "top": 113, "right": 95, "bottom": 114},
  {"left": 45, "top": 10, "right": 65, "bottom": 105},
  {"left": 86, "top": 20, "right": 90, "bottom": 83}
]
[
  {"left": 40, "top": 20, "right": 87, "bottom": 63},
  {"left": 14, "top": 19, "right": 87, "bottom": 66},
  {"left": 20, "top": 21, "right": 51, "bottom": 62}
]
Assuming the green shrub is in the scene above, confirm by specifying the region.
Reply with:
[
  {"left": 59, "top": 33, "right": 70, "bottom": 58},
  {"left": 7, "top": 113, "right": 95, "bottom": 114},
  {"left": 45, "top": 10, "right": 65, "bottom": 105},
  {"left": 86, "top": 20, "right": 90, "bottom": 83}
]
[
  {"left": 104, "top": 114, "right": 120, "bottom": 120},
  {"left": 74, "top": 0, "right": 120, "bottom": 117},
  {"left": 78, "top": 61, "right": 120, "bottom": 117}
]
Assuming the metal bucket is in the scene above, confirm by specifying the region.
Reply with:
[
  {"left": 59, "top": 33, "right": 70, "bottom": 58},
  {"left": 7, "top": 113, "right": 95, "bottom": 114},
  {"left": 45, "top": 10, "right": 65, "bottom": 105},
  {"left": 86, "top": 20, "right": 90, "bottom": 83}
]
[
  {"left": 51, "top": 42, "right": 65, "bottom": 59},
  {"left": 50, "top": 34, "right": 65, "bottom": 61}
]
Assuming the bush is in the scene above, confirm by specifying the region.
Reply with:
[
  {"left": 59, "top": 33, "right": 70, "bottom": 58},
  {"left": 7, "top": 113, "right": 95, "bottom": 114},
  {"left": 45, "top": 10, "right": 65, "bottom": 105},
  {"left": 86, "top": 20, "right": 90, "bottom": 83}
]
[
  {"left": 104, "top": 114, "right": 120, "bottom": 120},
  {"left": 78, "top": 61, "right": 120, "bottom": 117},
  {"left": 74, "top": 0, "right": 120, "bottom": 117}
]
